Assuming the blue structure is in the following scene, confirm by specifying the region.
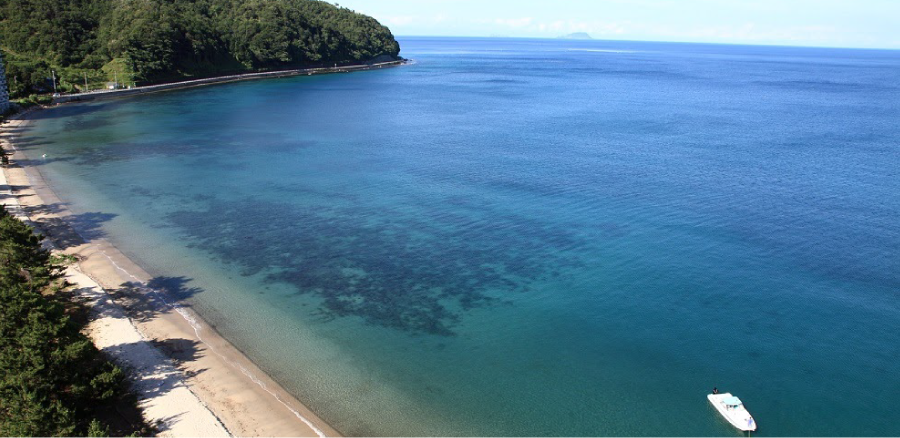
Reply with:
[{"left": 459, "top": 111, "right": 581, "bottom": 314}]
[{"left": 0, "top": 52, "right": 9, "bottom": 114}]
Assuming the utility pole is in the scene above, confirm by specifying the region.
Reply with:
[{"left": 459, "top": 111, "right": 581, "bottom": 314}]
[
  {"left": 51, "top": 70, "right": 57, "bottom": 94},
  {"left": 114, "top": 71, "right": 118, "bottom": 89},
  {"left": 84, "top": 72, "right": 88, "bottom": 92}
]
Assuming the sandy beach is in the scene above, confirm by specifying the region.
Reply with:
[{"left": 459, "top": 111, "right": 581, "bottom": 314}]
[{"left": 1, "top": 113, "right": 340, "bottom": 437}]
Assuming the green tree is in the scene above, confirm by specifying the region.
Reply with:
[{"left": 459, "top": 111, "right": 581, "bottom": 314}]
[{"left": 0, "top": 207, "right": 151, "bottom": 436}]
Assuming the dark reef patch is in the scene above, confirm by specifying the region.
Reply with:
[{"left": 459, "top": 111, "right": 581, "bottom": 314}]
[{"left": 165, "top": 197, "right": 581, "bottom": 336}]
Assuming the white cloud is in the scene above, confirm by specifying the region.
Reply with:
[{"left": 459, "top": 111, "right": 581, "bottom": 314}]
[
  {"left": 652, "top": 22, "right": 843, "bottom": 44},
  {"left": 468, "top": 13, "right": 848, "bottom": 46},
  {"left": 493, "top": 17, "right": 534, "bottom": 28},
  {"left": 524, "top": 20, "right": 627, "bottom": 37},
  {"left": 383, "top": 15, "right": 416, "bottom": 26}
]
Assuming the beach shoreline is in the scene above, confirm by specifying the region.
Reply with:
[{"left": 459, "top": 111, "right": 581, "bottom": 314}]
[{"left": 0, "top": 113, "right": 341, "bottom": 437}]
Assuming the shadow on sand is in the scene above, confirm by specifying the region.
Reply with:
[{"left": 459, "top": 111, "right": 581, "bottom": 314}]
[
  {"left": 99, "top": 337, "right": 207, "bottom": 434},
  {"left": 33, "top": 210, "right": 118, "bottom": 249},
  {"left": 86, "top": 275, "right": 207, "bottom": 434},
  {"left": 102, "top": 277, "right": 204, "bottom": 323},
  {"left": 70, "top": 273, "right": 207, "bottom": 435}
]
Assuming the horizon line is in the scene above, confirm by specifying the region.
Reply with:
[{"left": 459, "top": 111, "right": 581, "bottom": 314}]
[{"left": 392, "top": 34, "right": 900, "bottom": 52}]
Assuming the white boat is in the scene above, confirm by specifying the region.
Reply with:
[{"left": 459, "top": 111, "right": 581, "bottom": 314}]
[{"left": 708, "top": 392, "right": 757, "bottom": 432}]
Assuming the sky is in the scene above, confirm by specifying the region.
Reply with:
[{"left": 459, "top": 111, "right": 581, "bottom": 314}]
[{"left": 335, "top": 0, "right": 900, "bottom": 49}]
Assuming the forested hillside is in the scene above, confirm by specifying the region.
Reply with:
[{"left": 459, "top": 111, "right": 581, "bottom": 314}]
[{"left": 0, "top": 0, "right": 400, "bottom": 97}]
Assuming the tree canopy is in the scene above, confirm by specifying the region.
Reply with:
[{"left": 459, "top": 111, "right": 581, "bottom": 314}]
[{"left": 0, "top": 0, "right": 400, "bottom": 96}]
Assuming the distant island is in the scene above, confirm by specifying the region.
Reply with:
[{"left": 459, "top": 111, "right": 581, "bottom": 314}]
[
  {"left": 559, "top": 32, "right": 593, "bottom": 40},
  {"left": 0, "top": 0, "right": 401, "bottom": 99}
]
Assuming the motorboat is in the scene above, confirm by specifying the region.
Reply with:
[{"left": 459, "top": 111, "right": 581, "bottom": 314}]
[{"left": 708, "top": 392, "right": 757, "bottom": 432}]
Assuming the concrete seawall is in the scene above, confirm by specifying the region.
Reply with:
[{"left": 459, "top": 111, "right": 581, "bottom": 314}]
[{"left": 53, "top": 60, "right": 405, "bottom": 104}]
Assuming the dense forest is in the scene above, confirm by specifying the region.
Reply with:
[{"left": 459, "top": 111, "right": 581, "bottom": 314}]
[
  {"left": 0, "top": 0, "right": 400, "bottom": 97},
  {"left": 0, "top": 206, "right": 152, "bottom": 436}
]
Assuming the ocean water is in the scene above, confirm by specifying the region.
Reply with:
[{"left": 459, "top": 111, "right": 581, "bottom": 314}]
[{"left": 17, "top": 37, "right": 900, "bottom": 436}]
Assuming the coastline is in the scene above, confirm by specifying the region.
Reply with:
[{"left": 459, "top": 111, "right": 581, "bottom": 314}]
[
  {"left": 52, "top": 60, "right": 407, "bottom": 105},
  {"left": 1, "top": 113, "right": 341, "bottom": 437}
]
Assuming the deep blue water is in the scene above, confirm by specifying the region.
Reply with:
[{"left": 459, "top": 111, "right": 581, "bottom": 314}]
[{"left": 19, "top": 37, "right": 900, "bottom": 436}]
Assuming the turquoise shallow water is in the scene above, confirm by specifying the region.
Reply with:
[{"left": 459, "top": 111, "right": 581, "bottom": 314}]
[{"left": 17, "top": 38, "right": 900, "bottom": 436}]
